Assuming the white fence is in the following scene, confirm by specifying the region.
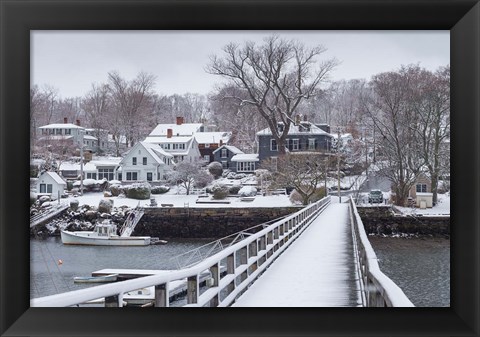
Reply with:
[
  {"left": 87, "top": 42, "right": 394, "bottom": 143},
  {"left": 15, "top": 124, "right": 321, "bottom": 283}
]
[
  {"left": 31, "top": 197, "right": 331, "bottom": 307},
  {"left": 349, "top": 197, "right": 414, "bottom": 307}
]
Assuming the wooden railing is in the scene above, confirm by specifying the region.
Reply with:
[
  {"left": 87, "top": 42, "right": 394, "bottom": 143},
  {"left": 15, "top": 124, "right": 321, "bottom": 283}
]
[
  {"left": 348, "top": 197, "right": 414, "bottom": 307},
  {"left": 31, "top": 196, "right": 331, "bottom": 307}
]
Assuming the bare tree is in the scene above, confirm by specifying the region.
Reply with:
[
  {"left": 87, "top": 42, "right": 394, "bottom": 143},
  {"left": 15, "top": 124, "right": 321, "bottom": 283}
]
[
  {"left": 262, "top": 152, "right": 329, "bottom": 205},
  {"left": 81, "top": 83, "right": 111, "bottom": 153},
  {"left": 365, "top": 66, "right": 426, "bottom": 206},
  {"left": 209, "top": 86, "right": 267, "bottom": 152},
  {"left": 108, "top": 71, "right": 157, "bottom": 150},
  {"left": 207, "top": 35, "right": 338, "bottom": 155},
  {"left": 410, "top": 65, "right": 450, "bottom": 204},
  {"left": 167, "top": 161, "right": 212, "bottom": 195}
]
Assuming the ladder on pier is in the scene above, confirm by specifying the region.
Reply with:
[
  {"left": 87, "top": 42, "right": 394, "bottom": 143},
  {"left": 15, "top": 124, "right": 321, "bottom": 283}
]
[{"left": 119, "top": 207, "right": 145, "bottom": 237}]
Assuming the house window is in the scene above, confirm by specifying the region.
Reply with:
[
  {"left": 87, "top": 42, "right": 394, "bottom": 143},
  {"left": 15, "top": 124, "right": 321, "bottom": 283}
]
[
  {"left": 416, "top": 184, "right": 427, "bottom": 193},
  {"left": 308, "top": 139, "right": 316, "bottom": 150},
  {"left": 132, "top": 157, "right": 137, "bottom": 165},
  {"left": 237, "top": 162, "right": 255, "bottom": 172},
  {"left": 143, "top": 157, "right": 147, "bottom": 165},
  {"left": 222, "top": 161, "right": 228, "bottom": 169},
  {"left": 47, "top": 184, "right": 53, "bottom": 193},
  {"left": 147, "top": 172, "right": 153, "bottom": 181},
  {"left": 98, "top": 168, "right": 114, "bottom": 181},
  {"left": 270, "top": 139, "right": 278, "bottom": 151},
  {"left": 55, "top": 129, "right": 62, "bottom": 135},
  {"left": 221, "top": 149, "right": 228, "bottom": 158},
  {"left": 39, "top": 184, "right": 46, "bottom": 193},
  {"left": 65, "top": 129, "right": 71, "bottom": 135},
  {"left": 292, "top": 139, "right": 299, "bottom": 151},
  {"left": 86, "top": 173, "right": 97, "bottom": 179},
  {"left": 204, "top": 155, "right": 210, "bottom": 162},
  {"left": 126, "top": 172, "right": 138, "bottom": 181}
]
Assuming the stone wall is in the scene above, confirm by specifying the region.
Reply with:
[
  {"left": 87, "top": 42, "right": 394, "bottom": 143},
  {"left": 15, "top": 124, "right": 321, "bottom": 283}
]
[
  {"left": 133, "top": 206, "right": 302, "bottom": 239},
  {"left": 356, "top": 206, "right": 450, "bottom": 237}
]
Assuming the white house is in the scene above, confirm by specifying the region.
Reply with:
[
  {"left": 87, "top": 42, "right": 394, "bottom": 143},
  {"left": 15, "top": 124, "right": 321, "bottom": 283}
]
[
  {"left": 118, "top": 142, "right": 174, "bottom": 182},
  {"left": 36, "top": 171, "right": 67, "bottom": 199}
]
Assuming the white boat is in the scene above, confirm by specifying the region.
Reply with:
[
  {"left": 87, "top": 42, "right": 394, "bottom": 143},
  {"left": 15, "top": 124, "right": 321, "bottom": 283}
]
[
  {"left": 61, "top": 221, "right": 151, "bottom": 246},
  {"left": 74, "top": 273, "right": 118, "bottom": 283}
]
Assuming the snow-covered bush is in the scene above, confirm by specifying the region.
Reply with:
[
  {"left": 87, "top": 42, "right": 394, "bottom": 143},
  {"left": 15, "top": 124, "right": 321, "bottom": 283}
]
[
  {"left": 229, "top": 184, "right": 242, "bottom": 195},
  {"left": 238, "top": 186, "right": 257, "bottom": 197},
  {"left": 151, "top": 185, "right": 170, "bottom": 194},
  {"left": 98, "top": 199, "right": 114, "bottom": 213},
  {"left": 123, "top": 182, "right": 151, "bottom": 200},
  {"left": 109, "top": 184, "right": 123, "bottom": 197},
  {"left": 69, "top": 199, "right": 79, "bottom": 211},
  {"left": 211, "top": 183, "right": 230, "bottom": 200},
  {"left": 207, "top": 161, "right": 223, "bottom": 179}
]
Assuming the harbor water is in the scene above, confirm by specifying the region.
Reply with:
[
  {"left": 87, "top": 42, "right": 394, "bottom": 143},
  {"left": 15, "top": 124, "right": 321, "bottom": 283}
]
[{"left": 31, "top": 236, "right": 450, "bottom": 307}]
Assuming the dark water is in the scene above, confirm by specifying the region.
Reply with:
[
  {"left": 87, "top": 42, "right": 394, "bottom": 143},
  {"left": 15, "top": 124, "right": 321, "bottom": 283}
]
[
  {"left": 31, "top": 236, "right": 450, "bottom": 307},
  {"left": 30, "top": 237, "right": 212, "bottom": 299},
  {"left": 368, "top": 236, "right": 450, "bottom": 307}
]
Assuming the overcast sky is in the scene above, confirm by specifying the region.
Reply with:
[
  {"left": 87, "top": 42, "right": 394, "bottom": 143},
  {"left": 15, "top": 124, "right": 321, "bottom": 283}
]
[{"left": 31, "top": 30, "right": 449, "bottom": 99}]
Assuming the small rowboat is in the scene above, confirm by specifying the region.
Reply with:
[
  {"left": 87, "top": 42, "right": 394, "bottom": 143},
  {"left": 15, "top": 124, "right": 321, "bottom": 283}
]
[{"left": 74, "top": 273, "right": 118, "bottom": 284}]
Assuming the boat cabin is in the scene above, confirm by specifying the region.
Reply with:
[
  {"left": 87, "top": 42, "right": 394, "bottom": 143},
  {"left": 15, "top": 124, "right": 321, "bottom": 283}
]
[{"left": 95, "top": 223, "right": 117, "bottom": 237}]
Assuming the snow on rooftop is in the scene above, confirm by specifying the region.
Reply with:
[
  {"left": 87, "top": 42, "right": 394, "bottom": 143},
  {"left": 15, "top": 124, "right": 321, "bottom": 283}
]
[
  {"left": 194, "top": 132, "right": 231, "bottom": 144},
  {"left": 144, "top": 136, "right": 194, "bottom": 144},
  {"left": 40, "top": 171, "right": 66, "bottom": 185},
  {"left": 39, "top": 123, "right": 84, "bottom": 129},
  {"left": 231, "top": 154, "right": 259, "bottom": 162},
  {"left": 212, "top": 145, "right": 244, "bottom": 155},
  {"left": 256, "top": 122, "right": 332, "bottom": 136},
  {"left": 149, "top": 123, "right": 203, "bottom": 137}
]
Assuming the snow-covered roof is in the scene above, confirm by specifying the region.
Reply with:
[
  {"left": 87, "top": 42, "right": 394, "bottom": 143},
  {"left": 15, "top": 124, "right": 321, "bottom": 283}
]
[
  {"left": 194, "top": 132, "right": 232, "bottom": 144},
  {"left": 148, "top": 123, "right": 203, "bottom": 137},
  {"left": 83, "top": 162, "right": 97, "bottom": 172},
  {"left": 256, "top": 122, "right": 333, "bottom": 137},
  {"left": 231, "top": 154, "right": 259, "bottom": 162},
  {"left": 212, "top": 145, "right": 244, "bottom": 155},
  {"left": 144, "top": 136, "right": 194, "bottom": 144},
  {"left": 83, "top": 135, "right": 98, "bottom": 141},
  {"left": 140, "top": 142, "right": 174, "bottom": 164},
  {"left": 40, "top": 171, "right": 66, "bottom": 185},
  {"left": 39, "top": 123, "right": 85, "bottom": 130},
  {"left": 59, "top": 162, "right": 80, "bottom": 171}
]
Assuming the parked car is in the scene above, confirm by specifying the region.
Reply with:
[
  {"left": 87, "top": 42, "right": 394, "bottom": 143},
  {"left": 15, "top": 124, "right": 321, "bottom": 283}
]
[{"left": 368, "top": 190, "right": 383, "bottom": 203}]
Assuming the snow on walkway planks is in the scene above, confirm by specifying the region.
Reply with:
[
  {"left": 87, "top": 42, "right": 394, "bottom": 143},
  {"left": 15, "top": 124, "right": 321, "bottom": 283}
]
[{"left": 232, "top": 201, "right": 362, "bottom": 307}]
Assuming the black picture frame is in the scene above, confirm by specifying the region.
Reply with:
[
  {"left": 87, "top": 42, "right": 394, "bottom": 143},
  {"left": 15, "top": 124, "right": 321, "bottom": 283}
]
[{"left": 1, "top": 0, "right": 479, "bottom": 336}]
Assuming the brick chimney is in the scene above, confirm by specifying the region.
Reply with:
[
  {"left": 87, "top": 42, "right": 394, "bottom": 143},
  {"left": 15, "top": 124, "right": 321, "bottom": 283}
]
[
  {"left": 176, "top": 116, "right": 184, "bottom": 125},
  {"left": 167, "top": 128, "right": 173, "bottom": 138},
  {"left": 295, "top": 115, "right": 301, "bottom": 125},
  {"left": 219, "top": 139, "right": 223, "bottom": 146},
  {"left": 76, "top": 119, "right": 81, "bottom": 126},
  {"left": 64, "top": 117, "right": 68, "bottom": 124}
]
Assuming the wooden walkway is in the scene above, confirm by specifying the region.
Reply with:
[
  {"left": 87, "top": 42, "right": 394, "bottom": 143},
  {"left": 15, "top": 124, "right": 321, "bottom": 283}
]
[{"left": 232, "top": 201, "right": 362, "bottom": 307}]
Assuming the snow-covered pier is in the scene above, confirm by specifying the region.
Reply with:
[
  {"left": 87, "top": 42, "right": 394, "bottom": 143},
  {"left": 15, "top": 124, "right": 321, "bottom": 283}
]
[{"left": 31, "top": 196, "right": 413, "bottom": 308}]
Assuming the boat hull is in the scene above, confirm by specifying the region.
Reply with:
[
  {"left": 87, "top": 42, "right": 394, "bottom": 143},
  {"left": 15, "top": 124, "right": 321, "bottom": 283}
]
[
  {"left": 74, "top": 274, "right": 118, "bottom": 283},
  {"left": 61, "top": 230, "right": 151, "bottom": 246}
]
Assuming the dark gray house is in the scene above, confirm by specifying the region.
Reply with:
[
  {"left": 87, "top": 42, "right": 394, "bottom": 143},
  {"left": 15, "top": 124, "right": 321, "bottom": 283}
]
[
  {"left": 256, "top": 121, "right": 334, "bottom": 162},
  {"left": 212, "top": 145, "right": 244, "bottom": 170}
]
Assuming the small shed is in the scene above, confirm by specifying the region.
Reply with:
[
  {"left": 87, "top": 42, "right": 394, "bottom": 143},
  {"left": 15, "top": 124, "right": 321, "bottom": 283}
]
[
  {"left": 416, "top": 192, "right": 433, "bottom": 209},
  {"left": 36, "top": 171, "right": 67, "bottom": 200}
]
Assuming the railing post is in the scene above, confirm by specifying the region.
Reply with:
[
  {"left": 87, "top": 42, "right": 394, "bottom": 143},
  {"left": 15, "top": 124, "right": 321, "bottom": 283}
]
[
  {"left": 187, "top": 275, "right": 199, "bottom": 304},
  {"left": 155, "top": 283, "right": 169, "bottom": 307},
  {"left": 209, "top": 263, "right": 220, "bottom": 307}
]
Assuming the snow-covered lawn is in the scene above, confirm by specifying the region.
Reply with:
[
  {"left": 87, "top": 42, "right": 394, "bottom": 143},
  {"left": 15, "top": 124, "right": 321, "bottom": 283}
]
[
  {"left": 60, "top": 191, "right": 295, "bottom": 209},
  {"left": 395, "top": 193, "right": 450, "bottom": 216}
]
